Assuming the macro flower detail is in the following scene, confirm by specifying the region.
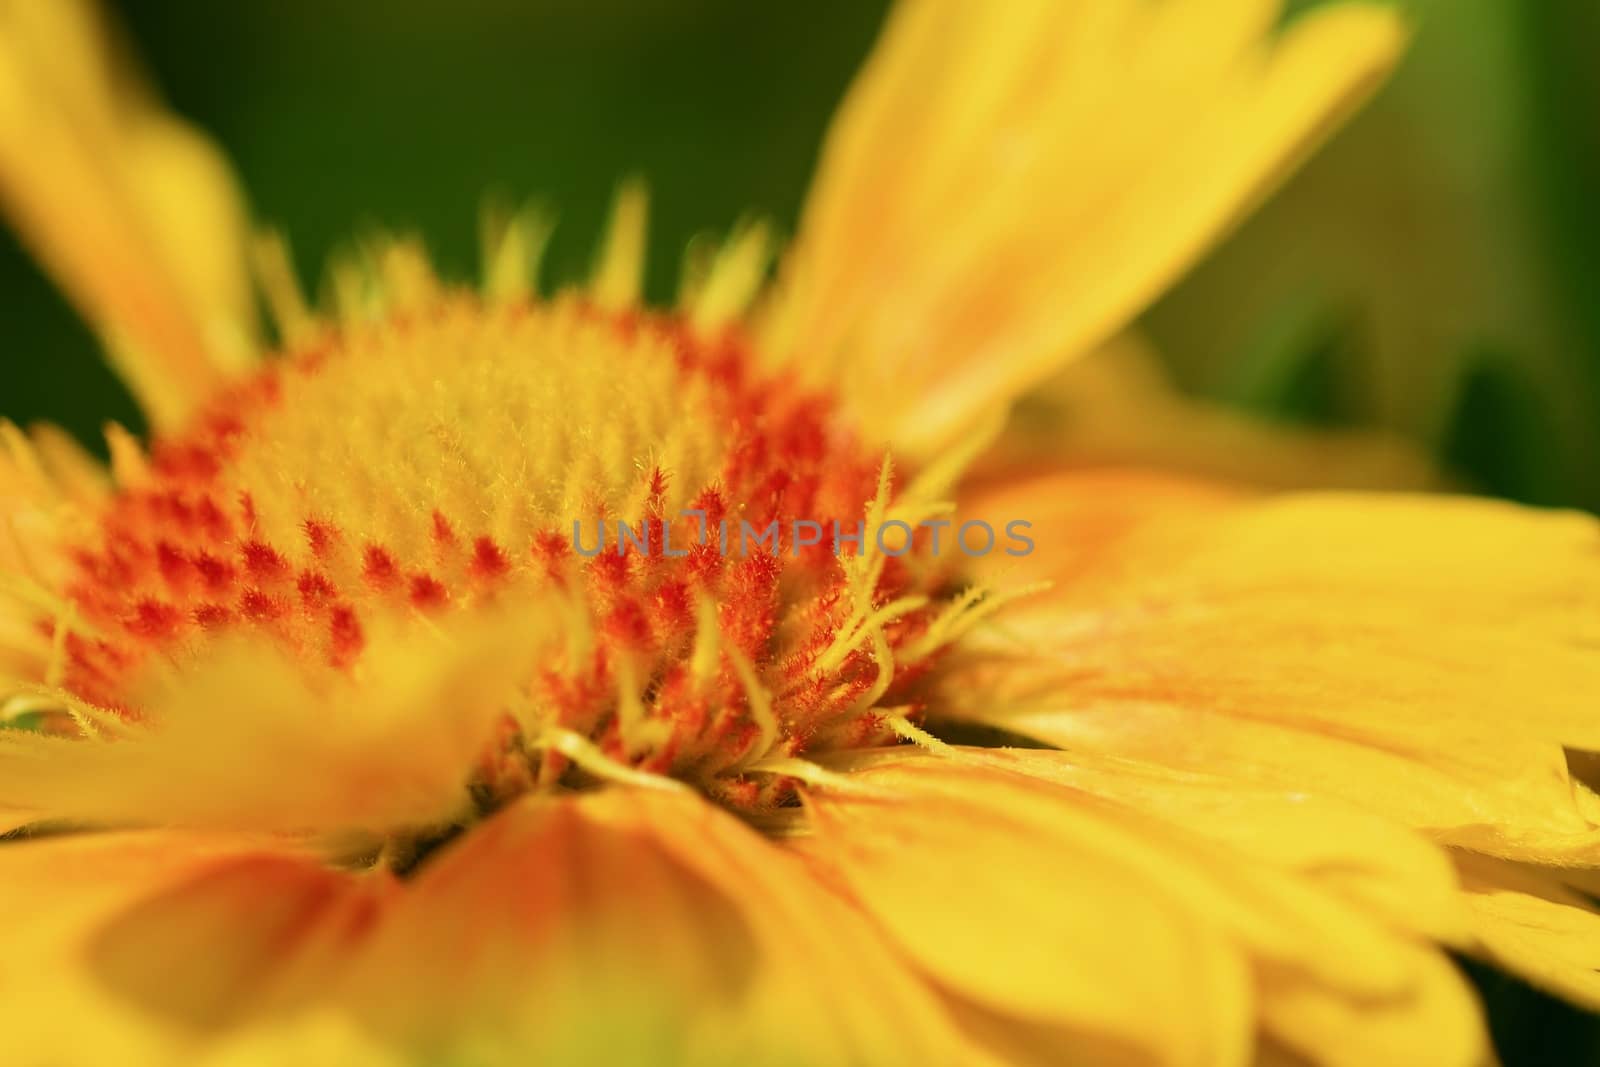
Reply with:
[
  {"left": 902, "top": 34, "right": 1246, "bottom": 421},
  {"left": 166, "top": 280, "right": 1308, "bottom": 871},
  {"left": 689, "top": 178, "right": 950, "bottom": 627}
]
[
  {"left": 38, "top": 273, "right": 988, "bottom": 817},
  {"left": 3, "top": 2, "right": 1600, "bottom": 1066}
]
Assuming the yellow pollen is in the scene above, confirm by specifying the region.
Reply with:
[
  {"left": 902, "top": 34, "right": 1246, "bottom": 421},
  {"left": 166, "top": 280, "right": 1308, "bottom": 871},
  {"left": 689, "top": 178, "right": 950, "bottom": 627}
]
[{"left": 229, "top": 298, "right": 724, "bottom": 558}]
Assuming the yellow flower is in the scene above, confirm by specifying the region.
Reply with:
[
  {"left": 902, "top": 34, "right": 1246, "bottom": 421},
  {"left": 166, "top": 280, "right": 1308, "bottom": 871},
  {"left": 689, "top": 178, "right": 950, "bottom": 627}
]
[{"left": 0, "top": 2, "right": 1595, "bottom": 1065}]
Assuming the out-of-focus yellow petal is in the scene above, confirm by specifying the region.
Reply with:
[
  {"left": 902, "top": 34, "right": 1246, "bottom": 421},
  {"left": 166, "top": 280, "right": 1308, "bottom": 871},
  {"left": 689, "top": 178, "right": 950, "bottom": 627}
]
[
  {"left": 931, "top": 994, "right": 1159, "bottom": 1067},
  {"left": 952, "top": 471, "right": 1600, "bottom": 863},
  {"left": 87, "top": 853, "right": 392, "bottom": 1034},
  {"left": 315, "top": 796, "right": 754, "bottom": 1065},
  {"left": 0, "top": 830, "right": 328, "bottom": 1066},
  {"left": 1454, "top": 852, "right": 1600, "bottom": 1011},
  {"left": 1259, "top": 949, "right": 1488, "bottom": 1067},
  {"left": 119, "top": 113, "right": 257, "bottom": 372},
  {"left": 972, "top": 332, "right": 1439, "bottom": 491},
  {"left": 765, "top": 0, "right": 1406, "bottom": 458},
  {"left": 594, "top": 788, "right": 986, "bottom": 1066},
  {"left": 958, "top": 463, "right": 1251, "bottom": 596},
  {"left": 336, "top": 790, "right": 965, "bottom": 1066},
  {"left": 0, "top": 0, "right": 255, "bottom": 428},
  {"left": 191, "top": 1014, "right": 402, "bottom": 1067},
  {"left": 0, "top": 611, "right": 549, "bottom": 836},
  {"left": 804, "top": 756, "right": 1257, "bottom": 1067},
  {"left": 0, "top": 792, "right": 975, "bottom": 1066}
]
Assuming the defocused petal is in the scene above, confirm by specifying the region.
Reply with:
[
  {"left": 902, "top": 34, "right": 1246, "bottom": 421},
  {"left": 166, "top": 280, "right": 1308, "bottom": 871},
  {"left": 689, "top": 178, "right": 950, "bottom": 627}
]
[
  {"left": 0, "top": 791, "right": 980, "bottom": 1066},
  {"left": 0, "top": 0, "right": 255, "bottom": 427},
  {"left": 766, "top": 0, "right": 1406, "bottom": 457},
  {"left": 0, "top": 612, "right": 547, "bottom": 835},
  {"left": 192, "top": 1014, "right": 401, "bottom": 1067},
  {"left": 591, "top": 788, "right": 988, "bottom": 1066},
  {"left": 337, "top": 790, "right": 968, "bottom": 1066},
  {"left": 972, "top": 332, "right": 1439, "bottom": 492},
  {"left": 934, "top": 991, "right": 1165, "bottom": 1067},
  {"left": 332, "top": 793, "right": 758, "bottom": 1064},
  {"left": 959, "top": 463, "right": 1249, "bottom": 596},
  {"left": 0, "top": 830, "right": 327, "bottom": 1065},
  {"left": 1258, "top": 949, "right": 1487, "bottom": 1067},
  {"left": 86, "top": 854, "right": 391, "bottom": 1033}
]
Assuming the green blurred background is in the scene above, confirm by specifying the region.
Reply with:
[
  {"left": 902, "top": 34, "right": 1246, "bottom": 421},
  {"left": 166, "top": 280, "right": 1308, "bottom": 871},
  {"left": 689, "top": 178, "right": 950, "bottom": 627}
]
[{"left": 3, "top": 1, "right": 1599, "bottom": 1061}]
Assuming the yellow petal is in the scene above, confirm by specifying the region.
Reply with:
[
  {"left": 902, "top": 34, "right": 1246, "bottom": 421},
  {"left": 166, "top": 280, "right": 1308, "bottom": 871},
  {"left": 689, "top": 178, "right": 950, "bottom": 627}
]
[
  {"left": 0, "top": 794, "right": 969, "bottom": 1066},
  {"left": 989, "top": 695, "right": 1600, "bottom": 865},
  {"left": 959, "top": 463, "right": 1250, "bottom": 598},
  {"left": 968, "top": 747, "right": 1469, "bottom": 946},
  {"left": 332, "top": 796, "right": 755, "bottom": 1064},
  {"left": 889, "top": 751, "right": 1484, "bottom": 1067},
  {"left": 193, "top": 1014, "right": 402, "bottom": 1067},
  {"left": 86, "top": 852, "right": 392, "bottom": 1033},
  {"left": 0, "top": 612, "right": 547, "bottom": 835},
  {"left": 803, "top": 756, "right": 1256, "bottom": 1067},
  {"left": 338, "top": 790, "right": 965, "bottom": 1066},
  {"left": 0, "top": 0, "right": 255, "bottom": 427},
  {"left": 765, "top": 0, "right": 1406, "bottom": 457},
  {"left": 953, "top": 472, "right": 1600, "bottom": 862},
  {"left": 1455, "top": 852, "right": 1600, "bottom": 1011},
  {"left": 0, "top": 830, "right": 323, "bottom": 1065},
  {"left": 1259, "top": 949, "right": 1488, "bottom": 1067},
  {"left": 934, "top": 994, "right": 1162, "bottom": 1067},
  {"left": 820, "top": 749, "right": 1455, "bottom": 1000},
  {"left": 593, "top": 788, "right": 983, "bottom": 1066}
]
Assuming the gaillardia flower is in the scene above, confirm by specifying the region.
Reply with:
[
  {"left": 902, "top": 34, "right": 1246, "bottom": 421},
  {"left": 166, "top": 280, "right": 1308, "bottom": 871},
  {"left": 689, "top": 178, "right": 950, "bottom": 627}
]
[{"left": 1, "top": 2, "right": 1598, "bottom": 1065}]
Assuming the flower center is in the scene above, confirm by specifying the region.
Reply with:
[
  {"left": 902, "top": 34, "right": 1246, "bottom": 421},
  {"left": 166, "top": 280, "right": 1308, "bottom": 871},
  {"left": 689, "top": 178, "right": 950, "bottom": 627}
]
[{"left": 58, "top": 293, "right": 970, "bottom": 811}]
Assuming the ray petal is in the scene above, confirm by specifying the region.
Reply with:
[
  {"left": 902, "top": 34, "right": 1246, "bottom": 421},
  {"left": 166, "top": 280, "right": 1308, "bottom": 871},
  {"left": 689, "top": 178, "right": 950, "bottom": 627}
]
[{"left": 766, "top": 0, "right": 1406, "bottom": 458}]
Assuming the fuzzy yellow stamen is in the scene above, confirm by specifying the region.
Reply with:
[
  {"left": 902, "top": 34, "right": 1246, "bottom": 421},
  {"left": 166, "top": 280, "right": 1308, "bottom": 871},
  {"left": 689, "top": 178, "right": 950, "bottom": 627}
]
[
  {"left": 480, "top": 201, "right": 553, "bottom": 306},
  {"left": 590, "top": 179, "right": 649, "bottom": 311},
  {"left": 250, "top": 231, "right": 317, "bottom": 347}
]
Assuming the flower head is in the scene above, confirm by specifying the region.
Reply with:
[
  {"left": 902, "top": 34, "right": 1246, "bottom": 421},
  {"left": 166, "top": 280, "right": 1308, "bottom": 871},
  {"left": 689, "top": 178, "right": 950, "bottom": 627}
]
[{"left": 2, "top": 2, "right": 1599, "bottom": 1066}]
